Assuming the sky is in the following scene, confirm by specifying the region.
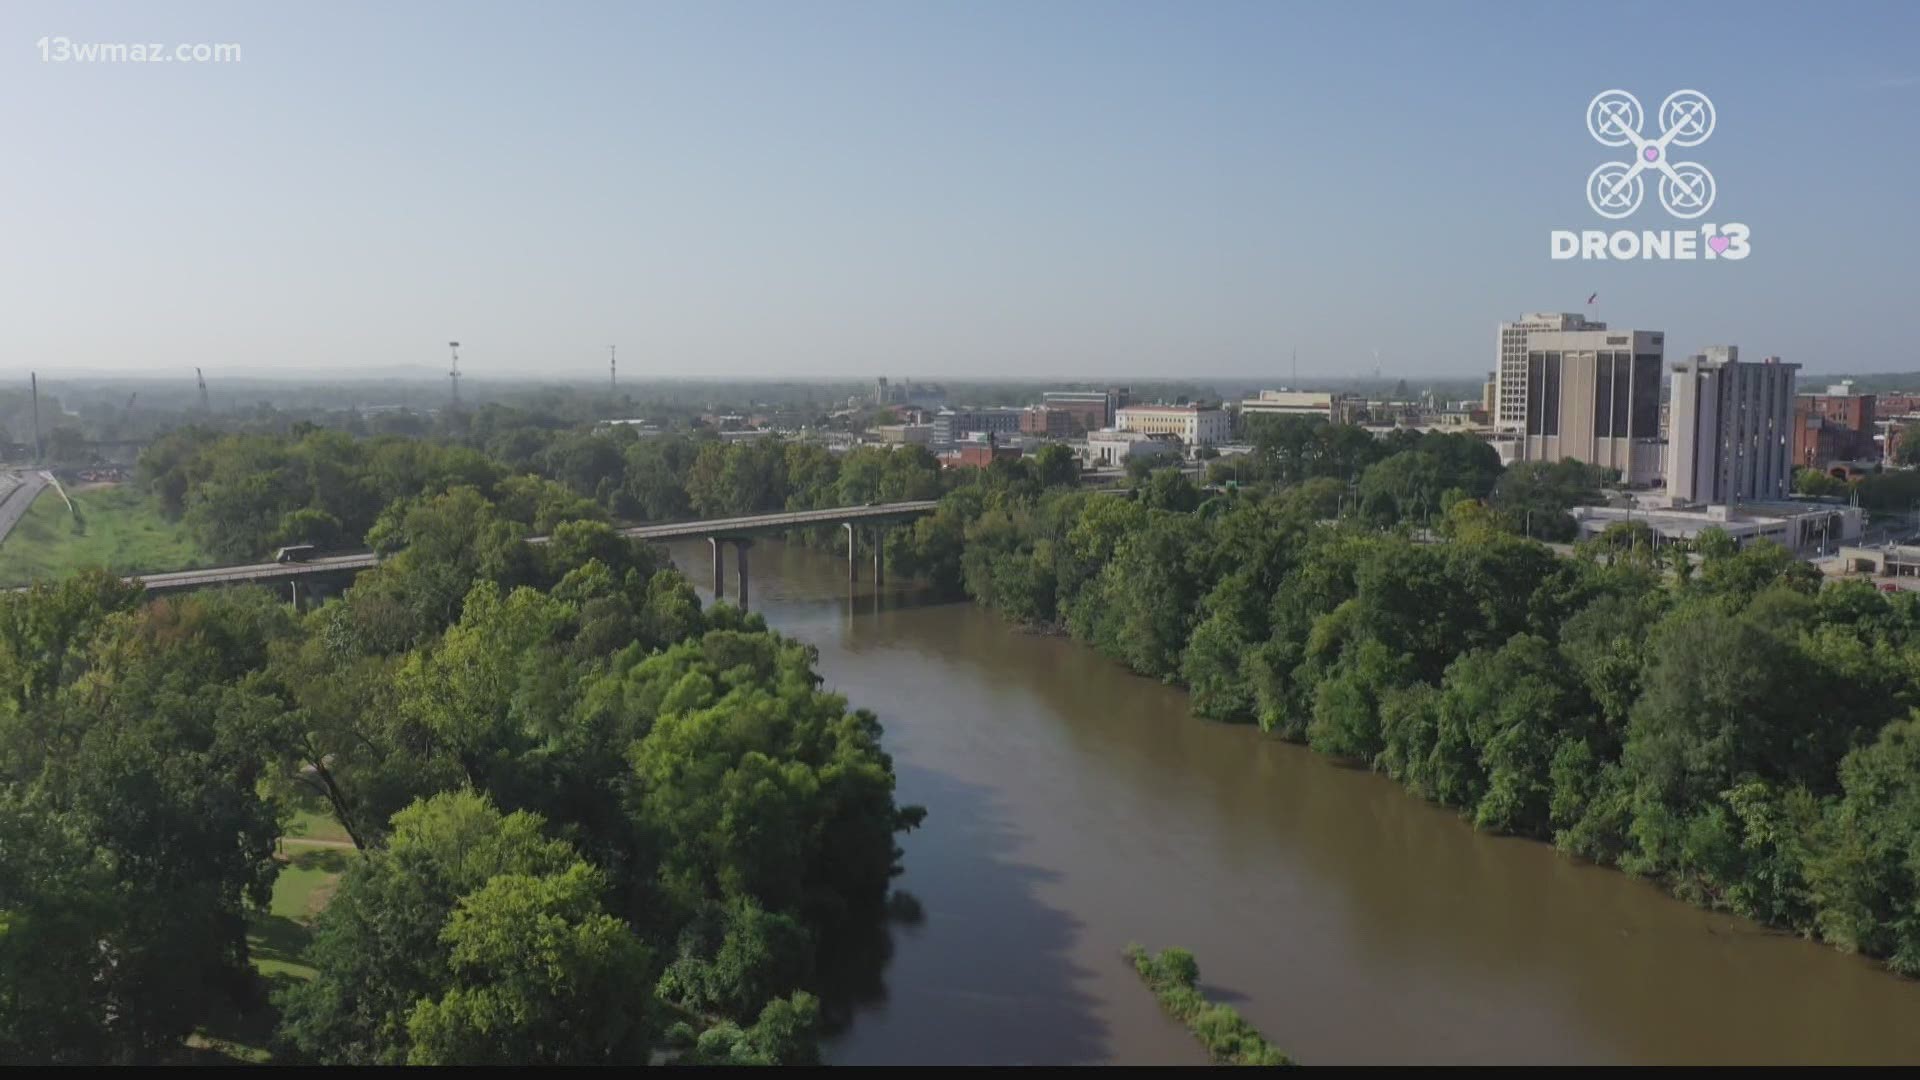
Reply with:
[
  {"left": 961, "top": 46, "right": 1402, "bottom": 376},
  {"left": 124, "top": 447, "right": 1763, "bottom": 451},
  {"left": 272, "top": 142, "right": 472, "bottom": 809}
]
[{"left": 2, "top": 0, "right": 1916, "bottom": 381}]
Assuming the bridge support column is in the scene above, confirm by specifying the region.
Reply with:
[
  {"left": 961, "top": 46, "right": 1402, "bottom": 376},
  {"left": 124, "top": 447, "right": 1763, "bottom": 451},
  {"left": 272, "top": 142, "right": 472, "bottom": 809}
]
[
  {"left": 734, "top": 539, "right": 751, "bottom": 611},
  {"left": 871, "top": 525, "right": 884, "bottom": 587},
  {"left": 844, "top": 522, "right": 858, "bottom": 583},
  {"left": 709, "top": 536, "right": 725, "bottom": 600}
]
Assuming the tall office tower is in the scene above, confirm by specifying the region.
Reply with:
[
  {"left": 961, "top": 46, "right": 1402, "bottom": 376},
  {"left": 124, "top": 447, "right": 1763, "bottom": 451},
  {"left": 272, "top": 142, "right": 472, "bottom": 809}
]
[
  {"left": 1520, "top": 325, "right": 1667, "bottom": 485},
  {"left": 1496, "top": 312, "right": 1605, "bottom": 430},
  {"left": 1667, "top": 346, "right": 1799, "bottom": 505}
]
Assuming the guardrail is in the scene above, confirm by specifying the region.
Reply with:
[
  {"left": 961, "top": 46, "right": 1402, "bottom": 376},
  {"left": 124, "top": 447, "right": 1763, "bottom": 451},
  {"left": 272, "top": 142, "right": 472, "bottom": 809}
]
[{"left": 617, "top": 500, "right": 940, "bottom": 541}]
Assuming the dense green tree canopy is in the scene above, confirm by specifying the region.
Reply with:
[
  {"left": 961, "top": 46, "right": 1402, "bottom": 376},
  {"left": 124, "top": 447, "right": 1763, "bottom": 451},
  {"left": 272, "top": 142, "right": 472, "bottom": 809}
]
[{"left": 4, "top": 435, "right": 923, "bottom": 1063}]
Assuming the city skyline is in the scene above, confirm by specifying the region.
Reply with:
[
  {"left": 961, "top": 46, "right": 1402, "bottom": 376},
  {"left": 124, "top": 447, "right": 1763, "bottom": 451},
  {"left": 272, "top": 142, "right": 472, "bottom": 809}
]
[{"left": 5, "top": 1, "right": 1918, "bottom": 378}]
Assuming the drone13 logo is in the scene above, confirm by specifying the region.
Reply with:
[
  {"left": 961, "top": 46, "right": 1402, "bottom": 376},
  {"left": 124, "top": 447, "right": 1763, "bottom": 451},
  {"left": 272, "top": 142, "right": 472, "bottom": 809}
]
[{"left": 1551, "top": 89, "right": 1749, "bottom": 261}]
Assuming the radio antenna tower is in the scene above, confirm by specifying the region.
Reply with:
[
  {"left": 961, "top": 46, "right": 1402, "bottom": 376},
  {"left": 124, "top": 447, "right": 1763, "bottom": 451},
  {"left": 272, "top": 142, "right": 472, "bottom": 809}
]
[
  {"left": 448, "top": 342, "right": 462, "bottom": 409},
  {"left": 196, "top": 367, "right": 210, "bottom": 412},
  {"left": 609, "top": 345, "right": 616, "bottom": 393},
  {"left": 30, "top": 373, "right": 43, "bottom": 461}
]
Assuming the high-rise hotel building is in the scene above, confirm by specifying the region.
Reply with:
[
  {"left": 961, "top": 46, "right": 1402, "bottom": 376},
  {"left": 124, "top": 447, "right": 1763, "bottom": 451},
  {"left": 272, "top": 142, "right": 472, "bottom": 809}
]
[
  {"left": 1667, "top": 346, "right": 1798, "bottom": 505},
  {"left": 1495, "top": 312, "right": 1604, "bottom": 429},
  {"left": 1518, "top": 324, "right": 1667, "bottom": 486}
]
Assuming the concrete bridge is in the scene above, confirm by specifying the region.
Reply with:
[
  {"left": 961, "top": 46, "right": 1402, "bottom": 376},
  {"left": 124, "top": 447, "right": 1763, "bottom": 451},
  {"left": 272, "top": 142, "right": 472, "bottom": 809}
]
[{"left": 127, "top": 500, "right": 940, "bottom": 609}]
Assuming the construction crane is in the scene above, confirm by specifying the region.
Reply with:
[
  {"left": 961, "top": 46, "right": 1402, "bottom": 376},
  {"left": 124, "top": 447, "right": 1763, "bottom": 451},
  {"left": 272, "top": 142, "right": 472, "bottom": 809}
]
[
  {"left": 196, "top": 367, "right": 210, "bottom": 412},
  {"left": 448, "top": 342, "right": 462, "bottom": 409}
]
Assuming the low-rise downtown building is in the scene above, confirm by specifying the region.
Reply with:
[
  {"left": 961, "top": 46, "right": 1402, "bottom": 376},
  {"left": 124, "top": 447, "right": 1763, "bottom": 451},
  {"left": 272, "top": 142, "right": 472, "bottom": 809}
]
[{"left": 1115, "top": 403, "right": 1230, "bottom": 447}]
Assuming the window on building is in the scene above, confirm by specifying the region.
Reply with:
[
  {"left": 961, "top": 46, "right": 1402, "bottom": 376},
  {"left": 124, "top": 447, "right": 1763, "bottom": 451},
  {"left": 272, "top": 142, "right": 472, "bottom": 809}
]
[
  {"left": 1526, "top": 352, "right": 1543, "bottom": 435},
  {"left": 1594, "top": 352, "right": 1614, "bottom": 437},
  {"left": 1631, "top": 353, "right": 1661, "bottom": 437}
]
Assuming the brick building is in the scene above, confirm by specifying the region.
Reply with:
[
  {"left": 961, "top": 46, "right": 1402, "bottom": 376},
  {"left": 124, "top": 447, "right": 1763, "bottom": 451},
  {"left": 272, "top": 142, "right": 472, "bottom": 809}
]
[
  {"left": 1018, "top": 406, "right": 1071, "bottom": 438},
  {"left": 1792, "top": 382, "right": 1878, "bottom": 468},
  {"left": 943, "top": 443, "right": 1023, "bottom": 470}
]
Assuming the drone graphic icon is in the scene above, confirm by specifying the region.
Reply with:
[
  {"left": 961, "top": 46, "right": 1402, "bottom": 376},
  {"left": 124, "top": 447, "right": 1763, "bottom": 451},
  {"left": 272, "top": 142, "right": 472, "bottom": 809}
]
[{"left": 1584, "top": 89, "right": 1716, "bottom": 220}]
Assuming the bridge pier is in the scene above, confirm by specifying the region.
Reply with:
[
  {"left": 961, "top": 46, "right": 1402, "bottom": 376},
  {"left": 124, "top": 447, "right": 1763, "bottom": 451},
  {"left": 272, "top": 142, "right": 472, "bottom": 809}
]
[
  {"left": 709, "top": 536, "right": 725, "bottom": 600},
  {"left": 871, "top": 525, "right": 884, "bottom": 586},
  {"left": 734, "top": 539, "right": 751, "bottom": 611},
  {"left": 844, "top": 522, "right": 858, "bottom": 584}
]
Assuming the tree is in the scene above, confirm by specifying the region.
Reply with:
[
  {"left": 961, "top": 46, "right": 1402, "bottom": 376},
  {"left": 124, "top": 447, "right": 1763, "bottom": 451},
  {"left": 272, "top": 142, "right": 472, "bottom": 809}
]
[
  {"left": 1029, "top": 443, "right": 1080, "bottom": 490},
  {"left": 1137, "top": 468, "right": 1201, "bottom": 513},
  {"left": 0, "top": 590, "right": 289, "bottom": 1061},
  {"left": 657, "top": 898, "right": 812, "bottom": 1020},
  {"left": 0, "top": 796, "right": 120, "bottom": 1063},
  {"left": 1491, "top": 458, "right": 1606, "bottom": 540},
  {"left": 1430, "top": 635, "right": 1588, "bottom": 835},
  {"left": 276, "top": 792, "right": 586, "bottom": 1064},
  {"left": 405, "top": 863, "right": 653, "bottom": 1065},
  {"left": 1807, "top": 714, "right": 1920, "bottom": 973},
  {"left": 1794, "top": 468, "right": 1849, "bottom": 498}
]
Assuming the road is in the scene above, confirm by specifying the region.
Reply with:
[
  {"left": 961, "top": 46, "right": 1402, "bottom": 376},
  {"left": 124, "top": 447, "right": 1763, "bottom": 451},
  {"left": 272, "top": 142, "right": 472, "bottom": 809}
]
[
  {"left": 134, "top": 551, "right": 383, "bottom": 592},
  {"left": 0, "top": 471, "right": 50, "bottom": 549}
]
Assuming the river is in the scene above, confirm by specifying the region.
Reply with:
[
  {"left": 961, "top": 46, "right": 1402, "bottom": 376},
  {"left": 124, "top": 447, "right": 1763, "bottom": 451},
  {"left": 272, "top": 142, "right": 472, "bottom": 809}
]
[{"left": 669, "top": 538, "right": 1920, "bottom": 1065}]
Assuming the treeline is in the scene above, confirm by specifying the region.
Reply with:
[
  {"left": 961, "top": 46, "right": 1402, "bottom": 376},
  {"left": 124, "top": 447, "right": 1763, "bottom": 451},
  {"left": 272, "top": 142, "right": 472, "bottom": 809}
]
[
  {"left": 135, "top": 422, "right": 968, "bottom": 564},
  {"left": 0, "top": 474, "right": 922, "bottom": 1063},
  {"left": 891, "top": 445, "right": 1920, "bottom": 977},
  {"left": 1207, "top": 416, "right": 1607, "bottom": 539}
]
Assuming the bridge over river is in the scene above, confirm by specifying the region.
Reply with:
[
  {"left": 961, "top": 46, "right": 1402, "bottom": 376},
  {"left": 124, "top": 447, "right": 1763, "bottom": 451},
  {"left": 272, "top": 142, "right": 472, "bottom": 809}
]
[{"left": 126, "top": 500, "right": 939, "bottom": 608}]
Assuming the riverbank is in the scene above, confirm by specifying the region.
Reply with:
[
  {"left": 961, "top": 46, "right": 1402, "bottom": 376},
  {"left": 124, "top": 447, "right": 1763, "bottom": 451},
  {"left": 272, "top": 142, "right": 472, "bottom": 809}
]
[{"left": 679, "top": 538, "right": 1920, "bottom": 1065}]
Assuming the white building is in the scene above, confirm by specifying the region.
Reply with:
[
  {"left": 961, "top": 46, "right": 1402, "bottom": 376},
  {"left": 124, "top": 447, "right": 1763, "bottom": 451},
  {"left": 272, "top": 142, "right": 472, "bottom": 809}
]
[
  {"left": 1571, "top": 500, "right": 1860, "bottom": 555},
  {"left": 872, "top": 423, "right": 933, "bottom": 446},
  {"left": 1084, "top": 430, "right": 1181, "bottom": 467},
  {"left": 1237, "top": 390, "right": 1354, "bottom": 424},
  {"left": 1667, "top": 346, "right": 1798, "bottom": 505},
  {"left": 1496, "top": 312, "right": 1605, "bottom": 430},
  {"left": 1115, "top": 404, "right": 1230, "bottom": 447}
]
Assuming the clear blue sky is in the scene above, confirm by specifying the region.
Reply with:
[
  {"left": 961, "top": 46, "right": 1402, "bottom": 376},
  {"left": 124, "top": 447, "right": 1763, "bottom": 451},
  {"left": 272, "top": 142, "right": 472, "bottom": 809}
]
[{"left": 3, "top": 0, "right": 1915, "bottom": 381}]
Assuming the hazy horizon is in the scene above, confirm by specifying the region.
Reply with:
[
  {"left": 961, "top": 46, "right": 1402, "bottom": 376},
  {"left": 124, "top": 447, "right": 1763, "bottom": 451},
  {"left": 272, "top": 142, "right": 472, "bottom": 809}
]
[{"left": 6, "top": 1, "right": 1917, "bottom": 379}]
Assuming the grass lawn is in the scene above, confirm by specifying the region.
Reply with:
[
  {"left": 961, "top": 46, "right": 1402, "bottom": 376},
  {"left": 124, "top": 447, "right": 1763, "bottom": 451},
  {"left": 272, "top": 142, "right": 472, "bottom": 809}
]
[
  {"left": 250, "top": 840, "right": 353, "bottom": 982},
  {"left": 285, "top": 807, "right": 354, "bottom": 845},
  {"left": 0, "top": 482, "right": 209, "bottom": 586},
  {"left": 189, "top": 822, "right": 355, "bottom": 1062}
]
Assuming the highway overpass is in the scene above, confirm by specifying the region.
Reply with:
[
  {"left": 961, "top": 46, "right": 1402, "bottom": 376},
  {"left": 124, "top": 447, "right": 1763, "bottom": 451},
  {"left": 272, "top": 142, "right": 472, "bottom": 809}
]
[{"left": 125, "top": 500, "right": 940, "bottom": 608}]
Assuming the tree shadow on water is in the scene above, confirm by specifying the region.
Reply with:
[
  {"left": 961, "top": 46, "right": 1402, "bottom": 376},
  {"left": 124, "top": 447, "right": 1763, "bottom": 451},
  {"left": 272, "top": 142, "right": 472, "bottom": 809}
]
[
  {"left": 1197, "top": 981, "right": 1252, "bottom": 1005},
  {"left": 816, "top": 763, "right": 1111, "bottom": 1065}
]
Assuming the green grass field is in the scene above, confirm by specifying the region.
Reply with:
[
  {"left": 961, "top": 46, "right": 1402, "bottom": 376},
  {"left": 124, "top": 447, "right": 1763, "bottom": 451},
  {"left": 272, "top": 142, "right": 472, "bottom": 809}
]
[
  {"left": 0, "top": 483, "right": 209, "bottom": 586},
  {"left": 190, "top": 841, "right": 352, "bottom": 1063},
  {"left": 250, "top": 845, "right": 350, "bottom": 981},
  {"left": 285, "top": 807, "right": 354, "bottom": 846}
]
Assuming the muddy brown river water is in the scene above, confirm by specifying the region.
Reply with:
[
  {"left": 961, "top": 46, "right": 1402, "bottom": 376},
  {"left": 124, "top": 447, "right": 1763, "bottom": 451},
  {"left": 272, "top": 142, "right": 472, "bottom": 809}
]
[{"left": 669, "top": 538, "right": 1920, "bottom": 1065}]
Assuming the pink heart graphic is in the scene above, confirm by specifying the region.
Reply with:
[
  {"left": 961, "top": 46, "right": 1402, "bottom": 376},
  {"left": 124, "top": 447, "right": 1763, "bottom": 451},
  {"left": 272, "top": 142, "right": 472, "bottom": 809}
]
[{"left": 1708, "top": 235, "right": 1730, "bottom": 254}]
